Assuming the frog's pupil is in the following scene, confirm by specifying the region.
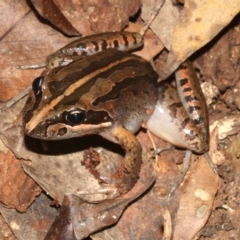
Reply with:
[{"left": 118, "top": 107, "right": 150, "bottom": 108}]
[{"left": 32, "top": 76, "right": 44, "bottom": 96}]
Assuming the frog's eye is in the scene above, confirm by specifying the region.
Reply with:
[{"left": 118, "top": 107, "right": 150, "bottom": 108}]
[
  {"left": 32, "top": 76, "right": 44, "bottom": 96},
  {"left": 65, "top": 109, "right": 85, "bottom": 125}
]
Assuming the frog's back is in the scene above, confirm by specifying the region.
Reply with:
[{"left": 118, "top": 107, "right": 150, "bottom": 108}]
[
  {"left": 23, "top": 49, "right": 159, "bottom": 138},
  {"left": 48, "top": 49, "right": 159, "bottom": 132}
]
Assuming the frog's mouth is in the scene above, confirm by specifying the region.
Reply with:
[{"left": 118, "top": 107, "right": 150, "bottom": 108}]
[{"left": 25, "top": 121, "right": 113, "bottom": 140}]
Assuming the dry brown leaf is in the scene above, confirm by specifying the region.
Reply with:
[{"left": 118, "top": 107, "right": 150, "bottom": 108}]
[
  {"left": 0, "top": 145, "right": 41, "bottom": 212},
  {"left": 0, "top": 0, "right": 77, "bottom": 102},
  {"left": 53, "top": 0, "right": 141, "bottom": 35},
  {"left": 158, "top": 0, "right": 240, "bottom": 80},
  {"left": 0, "top": 214, "right": 16, "bottom": 240},
  {"left": 0, "top": 193, "right": 57, "bottom": 240},
  {"left": 169, "top": 0, "right": 240, "bottom": 60},
  {"left": 142, "top": 0, "right": 180, "bottom": 50},
  {"left": 46, "top": 175, "right": 154, "bottom": 239},
  {"left": 30, "top": 0, "right": 80, "bottom": 36},
  {"left": 172, "top": 128, "right": 219, "bottom": 239}
]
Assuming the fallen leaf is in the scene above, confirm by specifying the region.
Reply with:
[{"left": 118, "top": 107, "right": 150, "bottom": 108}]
[
  {"left": 0, "top": 193, "right": 57, "bottom": 240},
  {"left": 53, "top": 0, "right": 141, "bottom": 35},
  {"left": 158, "top": 0, "right": 240, "bottom": 80},
  {"left": 172, "top": 128, "right": 219, "bottom": 239},
  {"left": 30, "top": 0, "right": 80, "bottom": 36},
  {"left": 0, "top": 214, "right": 16, "bottom": 240},
  {"left": 45, "top": 174, "right": 155, "bottom": 239},
  {"left": 0, "top": 0, "right": 77, "bottom": 102},
  {"left": 142, "top": 0, "right": 180, "bottom": 50},
  {"left": 0, "top": 145, "right": 41, "bottom": 212}
]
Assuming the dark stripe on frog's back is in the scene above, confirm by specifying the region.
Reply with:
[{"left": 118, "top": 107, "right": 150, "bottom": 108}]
[
  {"left": 54, "top": 56, "right": 158, "bottom": 109},
  {"left": 92, "top": 69, "right": 158, "bottom": 107},
  {"left": 46, "top": 49, "right": 148, "bottom": 101}
]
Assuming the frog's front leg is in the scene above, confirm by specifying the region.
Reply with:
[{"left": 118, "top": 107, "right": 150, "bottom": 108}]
[{"left": 98, "top": 126, "right": 142, "bottom": 197}]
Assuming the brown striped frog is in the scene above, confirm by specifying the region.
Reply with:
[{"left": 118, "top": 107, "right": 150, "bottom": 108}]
[{"left": 20, "top": 32, "right": 213, "bottom": 197}]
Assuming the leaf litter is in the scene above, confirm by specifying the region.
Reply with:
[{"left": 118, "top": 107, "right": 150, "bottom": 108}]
[{"left": 0, "top": 0, "right": 240, "bottom": 239}]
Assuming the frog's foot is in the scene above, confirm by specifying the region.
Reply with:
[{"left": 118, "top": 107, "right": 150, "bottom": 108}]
[
  {"left": 95, "top": 164, "right": 140, "bottom": 198},
  {"left": 169, "top": 150, "right": 192, "bottom": 197},
  {"left": 147, "top": 130, "right": 173, "bottom": 160},
  {"left": 81, "top": 127, "right": 142, "bottom": 198},
  {"left": 16, "top": 62, "right": 47, "bottom": 69},
  {"left": 76, "top": 149, "right": 141, "bottom": 199},
  {"left": 155, "top": 146, "right": 173, "bottom": 155},
  {"left": 204, "top": 152, "right": 218, "bottom": 174},
  {"left": 169, "top": 151, "right": 218, "bottom": 197}
]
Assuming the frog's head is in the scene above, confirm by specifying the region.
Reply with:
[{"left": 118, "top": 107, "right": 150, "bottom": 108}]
[{"left": 23, "top": 67, "right": 113, "bottom": 140}]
